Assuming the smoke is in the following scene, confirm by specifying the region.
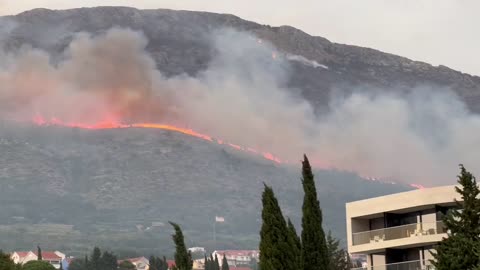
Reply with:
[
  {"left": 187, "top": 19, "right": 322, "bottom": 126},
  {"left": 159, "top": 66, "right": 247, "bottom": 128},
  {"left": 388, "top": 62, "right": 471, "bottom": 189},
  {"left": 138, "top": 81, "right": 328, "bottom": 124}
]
[{"left": 0, "top": 27, "right": 478, "bottom": 186}]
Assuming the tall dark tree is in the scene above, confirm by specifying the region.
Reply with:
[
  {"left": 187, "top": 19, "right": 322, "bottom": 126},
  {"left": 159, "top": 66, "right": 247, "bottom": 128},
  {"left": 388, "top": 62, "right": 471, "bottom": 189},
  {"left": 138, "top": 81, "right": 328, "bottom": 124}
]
[
  {"left": 150, "top": 256, "right": 157, "bottom": 270},
  {"left": 0, "top": 250, "right": 16, "bottom": 270},
  {"left": 214, "top": 254, "right": 220, "bottom": 270},
  {"left": 169, "top": 221, "right": 193, "bottom": 270},
  {"left": 59, "top": 261, "right": 63, "bottom": 270},
  {"left": 326, "top": 231, "right": 351, "bottom": 270},
  {"left": 150, "top": 256, "right": 168, "bottom": 270},
  {"left": 287, "top": 218, "right": 302, "bottom": 269},
  {"left": 37, "top": 245, "right": 43, "bottom": 261},
  {"left": 203, "top": 255, "right": 209, "bottom": 270},
  {"left": 221, "top": 254, "right": 229, "bottom": 270},
  {"left": 432, "top": 165, "right": 480, "bottom": 270},
  {"left": 301, "top": 155, "right": 330, "bottom": 270},
  {"left": 90, "top": 247, "right": 102, "bottom": 270},
  {"left": 101, "top": 251, "right": 118, "bottom": 270},
  {"left": 259, "top": 184, "right": 296, "bottom": 270}
]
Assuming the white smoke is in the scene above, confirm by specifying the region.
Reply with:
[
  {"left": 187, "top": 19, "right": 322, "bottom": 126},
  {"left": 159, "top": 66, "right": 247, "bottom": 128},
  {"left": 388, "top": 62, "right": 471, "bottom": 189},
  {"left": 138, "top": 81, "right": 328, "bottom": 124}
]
[
  {"left": 0, "top": 27, "right": 478, "bottom": 186},
  {"left": 286, "top": 54, "right": 329, "bottom": 69}
]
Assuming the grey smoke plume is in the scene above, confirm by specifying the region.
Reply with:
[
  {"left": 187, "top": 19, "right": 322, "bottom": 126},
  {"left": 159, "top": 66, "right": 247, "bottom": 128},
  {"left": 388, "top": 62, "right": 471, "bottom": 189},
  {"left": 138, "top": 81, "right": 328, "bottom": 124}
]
[{"left": 0, "top": 28, "right": 478, "bottom": 186}]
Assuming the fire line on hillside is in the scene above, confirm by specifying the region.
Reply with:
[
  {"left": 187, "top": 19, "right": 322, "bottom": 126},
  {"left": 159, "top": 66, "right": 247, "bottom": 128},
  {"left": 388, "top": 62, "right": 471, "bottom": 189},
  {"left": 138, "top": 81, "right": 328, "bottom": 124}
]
[{"left": 28, "top": 115, "right": 424, "bottom": 190}]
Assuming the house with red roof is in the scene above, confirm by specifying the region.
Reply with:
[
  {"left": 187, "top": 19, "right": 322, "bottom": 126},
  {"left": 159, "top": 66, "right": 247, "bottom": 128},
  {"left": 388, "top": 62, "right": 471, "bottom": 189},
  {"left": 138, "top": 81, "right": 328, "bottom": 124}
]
[
  {"left": 11, "top": 250, "right": 66, "bottom": 269},
  {"left": 167, "top": 259, "right": 176, "bottom": 270}
]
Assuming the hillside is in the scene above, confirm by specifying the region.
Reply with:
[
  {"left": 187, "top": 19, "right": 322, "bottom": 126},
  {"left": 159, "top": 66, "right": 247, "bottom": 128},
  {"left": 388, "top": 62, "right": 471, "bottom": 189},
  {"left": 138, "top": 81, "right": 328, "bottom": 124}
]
[
  {"left": 0, "top": 123, "right": 409, "bottom": 255},
  {"left": 0, "top": 6, "right": 473, "bottom": 255}
]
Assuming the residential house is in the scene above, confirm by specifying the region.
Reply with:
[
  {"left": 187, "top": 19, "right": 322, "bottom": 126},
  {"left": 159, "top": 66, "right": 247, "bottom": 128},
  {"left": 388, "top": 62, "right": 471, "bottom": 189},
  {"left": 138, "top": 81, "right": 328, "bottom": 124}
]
[
  {"left": 118, "top": 257, "right": 149, "bottom": 270},
  {"left": 11, "top": 250, "right": 66, "bottom": 269}
]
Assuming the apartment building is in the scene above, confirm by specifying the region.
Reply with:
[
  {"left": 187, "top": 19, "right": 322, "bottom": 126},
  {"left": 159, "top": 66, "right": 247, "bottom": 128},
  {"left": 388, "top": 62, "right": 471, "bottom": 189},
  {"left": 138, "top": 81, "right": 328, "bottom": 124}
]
[{"left": 346, "top": 185, "right": 460, "bottom": 270}]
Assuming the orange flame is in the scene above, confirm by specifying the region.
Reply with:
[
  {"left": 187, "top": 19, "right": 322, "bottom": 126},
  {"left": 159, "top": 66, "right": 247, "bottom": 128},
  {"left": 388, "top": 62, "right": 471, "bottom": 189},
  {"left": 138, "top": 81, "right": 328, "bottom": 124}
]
[
  {"left": 31, "top": 116, "right": 285, "bottom": 164},
  {"left": 29, "top": 115, "right": 425, "bottom": 189}
]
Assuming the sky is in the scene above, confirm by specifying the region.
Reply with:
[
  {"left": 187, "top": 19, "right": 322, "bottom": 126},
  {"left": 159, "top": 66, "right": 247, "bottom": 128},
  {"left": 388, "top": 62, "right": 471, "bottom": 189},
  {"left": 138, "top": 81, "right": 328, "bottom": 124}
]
[{"left": 0, "top": 0, "right": 479, "bottom": 76}]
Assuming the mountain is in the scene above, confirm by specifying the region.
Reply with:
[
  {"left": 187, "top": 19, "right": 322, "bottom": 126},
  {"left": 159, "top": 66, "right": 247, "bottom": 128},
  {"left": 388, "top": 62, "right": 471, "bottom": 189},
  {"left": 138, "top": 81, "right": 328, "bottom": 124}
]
[
  {"left": 2, "top": 6, "right": 479, "bottom": 112},
  {"left": 0, "top": 6, "right": 471, "bottom": 255}
]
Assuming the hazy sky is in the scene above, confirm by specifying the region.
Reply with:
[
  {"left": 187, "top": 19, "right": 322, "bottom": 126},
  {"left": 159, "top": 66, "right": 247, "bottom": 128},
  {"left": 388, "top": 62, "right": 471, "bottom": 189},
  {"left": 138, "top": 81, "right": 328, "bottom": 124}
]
[{"left": 1, "top": 0, "right": 479, "bottom": 76}]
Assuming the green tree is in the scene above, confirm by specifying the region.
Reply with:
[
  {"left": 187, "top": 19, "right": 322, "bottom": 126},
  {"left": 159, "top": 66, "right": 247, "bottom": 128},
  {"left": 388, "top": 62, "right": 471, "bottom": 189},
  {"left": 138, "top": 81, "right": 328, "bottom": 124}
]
[
  {"left": 214, "top": 254, "right": 220, "bottom": 270},
  {"left": 101, "top": 251, "right": 118, "bottom": 270},
  {"left": 90, "top": 247, "right": 102, "bottom": 270},
  {"left": 37, "top": 246, "right": 42, "bottom": 261},
  {"left": 432, "top": 165, "right": 480, "bottom": 270},
  {"left": 209, "top": 254, "right": 215, "bottom": 270},
  {"left": 259, "top": 184, "right": 296, "bottom": 270},
  {"left": 149, "top": 256, "right": 157, "bottom": 270},
  {"left": 301, "top": 155, "right": 330, "bottom": 270},
  {"left": 119, "top": 261, "right": 136, "bottom": 270},
  {"left": 23, "top": 261, "right": 55, "bottom": 270},
  {"left": 0, "top": 250, "right": 16, "bottom": 270},
  {"left": 287, "top": 218, "right": 302, "bottom": 269},
  {"left": 326, "top": 231, "right": 351, "bottom": 270},
  {"left": 169, "top": 222, "right": 193, "bottom": 270},
  {"left": 221, "top": 254, "right": 229, "bottom": 270},
  {"left": 150, "top": 256, "right": 168, "bottom": 270}
]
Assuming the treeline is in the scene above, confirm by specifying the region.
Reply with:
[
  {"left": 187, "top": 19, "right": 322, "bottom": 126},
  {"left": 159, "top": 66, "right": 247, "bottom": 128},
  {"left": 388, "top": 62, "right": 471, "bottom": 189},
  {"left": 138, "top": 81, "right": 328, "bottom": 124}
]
[{"left": 68, "top": 247, "right": 121, "bottom": 270}]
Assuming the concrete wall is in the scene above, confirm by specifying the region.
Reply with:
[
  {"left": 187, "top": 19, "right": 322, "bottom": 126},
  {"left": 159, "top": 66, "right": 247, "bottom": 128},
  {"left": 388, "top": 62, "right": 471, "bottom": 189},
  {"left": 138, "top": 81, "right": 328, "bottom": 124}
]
[
  {"left": 346, "top": 185, "right": 459, "bottom": 219},
  {"left": 347, "top": 185, "right": 459, "bottom": 253},
  {"left": 372, "top": 253, "right": 386, "bottom": 266},
  {"left": 421, "top": 208, "right": 437, "bottom": 232}
]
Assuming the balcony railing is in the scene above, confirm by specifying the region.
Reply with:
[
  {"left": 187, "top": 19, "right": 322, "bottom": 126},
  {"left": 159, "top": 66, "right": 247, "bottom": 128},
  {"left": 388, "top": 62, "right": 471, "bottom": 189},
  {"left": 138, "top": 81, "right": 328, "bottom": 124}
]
[
  {"left": 352, "top": 260, "right": 435, "bottom": 270},
  {"left": 352, "top": 221, "right": 446, "bottom": 246}
]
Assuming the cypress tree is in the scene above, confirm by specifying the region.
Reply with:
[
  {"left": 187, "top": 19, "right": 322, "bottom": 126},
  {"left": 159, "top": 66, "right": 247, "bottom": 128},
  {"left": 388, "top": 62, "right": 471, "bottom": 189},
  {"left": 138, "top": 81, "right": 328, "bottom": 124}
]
[
  {"left": 149, "top": 256, "right": 157, "bottom": 270},
  {"left": 221, "top": 254, "right": 229, "bottom": 270},
  {"left": 287, "top": 218, "right": 302, "bottom": 269},
  {"left": 432, "top": 165, "right": 480, "bottom": 270},
  {"left": 204, "top": 255, "right": 209, "bottom": 270},
  {"left": 214, "top": 254, "right": 220, "bottom": 270},
  {"left": 101, "top": 251, "right": 118, "bottom": 270},
  {"left": 301, "top": 155, "right": 329, "bottom": 270},
  {"left": 169, "top": 221, "right": 193, "bottom": 270},
  {"left": 90, "top": 247, "right": 102, "bottom": 270},
  {"left": 259, "top": 184, "right": 296, "bottom": 270},
  {"left": 209, "top": 254, "right": 215, "bottom": 270},
  {"left": 37, "top": 246, "right": 43, "bottom": 261}
]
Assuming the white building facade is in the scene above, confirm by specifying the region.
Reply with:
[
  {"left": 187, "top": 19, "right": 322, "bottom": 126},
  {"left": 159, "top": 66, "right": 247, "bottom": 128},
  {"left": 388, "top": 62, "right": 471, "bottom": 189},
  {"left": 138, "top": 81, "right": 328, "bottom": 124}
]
[{"left": 346, "top": 185, "right": 460, "bottom": 270}]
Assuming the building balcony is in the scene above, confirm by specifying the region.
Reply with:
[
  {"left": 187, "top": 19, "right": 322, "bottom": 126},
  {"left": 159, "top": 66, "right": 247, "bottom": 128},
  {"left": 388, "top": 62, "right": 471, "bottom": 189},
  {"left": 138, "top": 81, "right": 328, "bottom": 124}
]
[
  {"left": 352, "top": 221, "right": 446, "bottom": 246},
  {"left": 352, "top": 260, "right": 435, "bottom": 270}
]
